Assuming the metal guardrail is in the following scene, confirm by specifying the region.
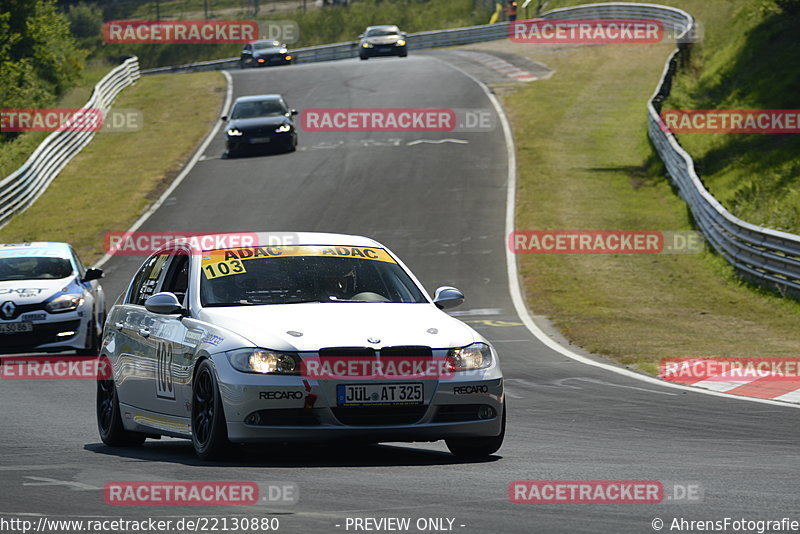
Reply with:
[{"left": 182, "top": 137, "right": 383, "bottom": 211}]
[
  {"left": 140, "top": 22, "right": 516, "bottom": 74},
  {"left": 543, "top": 3, "right": 800, "bottom": 297},
  {"left": 0, "top": 57, "right": 141, "bottom": 229}
]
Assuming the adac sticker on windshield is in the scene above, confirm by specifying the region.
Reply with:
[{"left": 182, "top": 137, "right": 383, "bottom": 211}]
[{"left": 201, "top": 245, "right": 397, "bottom": 274}]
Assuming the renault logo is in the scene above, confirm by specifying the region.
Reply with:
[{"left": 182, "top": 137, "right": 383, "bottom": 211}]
[
  {"left": 1, "top": 301, "right": 16, "bottom": 319},
  {"left": 367, "top": 337, "right": 381, "bottom": 344}
]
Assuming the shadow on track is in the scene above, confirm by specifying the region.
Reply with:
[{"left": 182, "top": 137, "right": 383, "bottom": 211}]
[{"left": 84, "top": 441, "right": 502, "bottom": 468}]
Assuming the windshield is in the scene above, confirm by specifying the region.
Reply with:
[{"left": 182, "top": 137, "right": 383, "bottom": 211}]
[
  {"left": 200, "top": 246, "right": 426, "bottom": 306},
  {"left": 253, "top": 41, "right": 283, "bottom": 50},
  {"left": 230, "top": 99, "right": 288, "bottom": 119},
  {"left": 366, "top": 29, "right": 400, "bottom": 37},
  {"left": 0, "top": 256, "right": 73, "bottom": 281}
]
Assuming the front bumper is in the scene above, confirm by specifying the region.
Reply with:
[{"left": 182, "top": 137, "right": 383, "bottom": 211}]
[
  {"left": 212, "top": 353, "right": 504, "bottom": 443},
  {"left": 226, "top": 132, "right": 294, "bottom": 153},
  {"left": 0, "top": 307, "right": 91, "bottom": 354},
  {"left": 361, "top": 45, "right": 406, "bottom": 57}
]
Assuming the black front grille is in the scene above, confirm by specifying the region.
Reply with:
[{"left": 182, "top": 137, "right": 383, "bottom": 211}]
[
  {"left": 433, "top": 404, "right": 496, "bottom": 423},
  {"left": 0, "top": 302, "right": 47, "bottom": 321},
  {"left": 332, "top": 405, "right": 428, "bottom": 426},
  {"left": 0, "top": 320, "right": 81, "bottom": 353},
  {"left": 244, "top": 409, "right": 320, "bottom": 426},
  {"left": 380, "top": 346, "right": 432, "bottom": 358},
  {"left": 319, "top": 347, "right": 376, "bottom": 358}
]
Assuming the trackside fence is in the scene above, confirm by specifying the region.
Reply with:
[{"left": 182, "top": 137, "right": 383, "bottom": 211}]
[{"left": 0, "top": 57, "right": 141, "bottom": 229}]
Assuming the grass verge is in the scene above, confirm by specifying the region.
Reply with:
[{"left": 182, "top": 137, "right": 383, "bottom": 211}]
[
  {"left": 493, "top": 36, "right": 800, "bottom": 371},
  {"left": 0, "top": 71, "right": 226, "bottom": 265}
]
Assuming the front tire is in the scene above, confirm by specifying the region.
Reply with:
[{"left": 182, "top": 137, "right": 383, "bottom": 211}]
[
  {"left": 445, "top": 403, "right": 505, "bottom": 458},
  {"left": 97, "top": 379, "right": 147, "bottom": 447},
  {"left": 191, "top": 360, "right": 232, "bottom": 460}
]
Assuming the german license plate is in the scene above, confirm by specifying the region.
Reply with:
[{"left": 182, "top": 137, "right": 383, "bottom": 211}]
[
  {"left": 0, "top": 322, "right": 33, "bottom": 334},
  {"left": 249, "top": 137, "right": 271, "bottom": 144},
  {"left": 337, "top": 383, "right": 423, "bottom": 406}
]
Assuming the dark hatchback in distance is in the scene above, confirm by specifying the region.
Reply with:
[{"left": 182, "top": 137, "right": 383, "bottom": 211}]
[
  {"left": 358, "top": 25, "right": 408, "bottom": 60},
  {"left": 240, "top": 40, "right": 293, "bottom": 68},
  {"left": 223, "top": 95, "right": 298, "bottom": 157}
]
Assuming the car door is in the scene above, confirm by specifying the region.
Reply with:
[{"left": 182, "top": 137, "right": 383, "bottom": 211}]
[
  {"left": 113, "top": 253, "right": 170, "bottom": 414},
  {"left": 145, "top": 250, "right": 197, "bottom": 419},
  {"left": 241, "top": 44, "right": 253, "bottom": 65}
]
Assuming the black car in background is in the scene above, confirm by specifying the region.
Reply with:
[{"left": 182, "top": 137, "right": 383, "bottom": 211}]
[
  {"left": 358, "top": 25, "right": 408, "bottom": 60},
  {"left": 223, "top": 95, "right": 298, "bottom": 157},
  {"left": 240, "top": 40, "right": 293, "bottom": 68}
]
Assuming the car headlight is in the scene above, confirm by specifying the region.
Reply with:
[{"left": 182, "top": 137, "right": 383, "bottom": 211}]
[
  {"left": 362, "top": 42, "right": 373, "bottom": 48},
  {"left": 396, "top": 39, "right": 406, "bottom": 46},
  {"left": 227, "top": 349, "right": 301, "bottom": 375},
  {"left": 280, "top": 48, "right": 288, "bottom": 54},
  {"left": 227, "top": 128, "right": 243, "bottom": 136},
  {"left": 447, "top": 342, "right": 493, "bottom": 371},
  {"left": 45, "top": 294, "right": 84, "bottom": 314},
  {"left": 275, "top": 124, "right": 291, "bottom": 133}
]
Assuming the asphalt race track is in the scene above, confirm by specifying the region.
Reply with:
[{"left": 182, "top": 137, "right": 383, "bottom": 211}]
[{"left": 2, "top": 54, "right": 799, "bottom": 533}]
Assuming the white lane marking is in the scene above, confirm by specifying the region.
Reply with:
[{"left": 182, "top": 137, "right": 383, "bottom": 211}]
[
  {"left": 553, "top": 377, "right": 678, "bottom": 396},
  {"left": 406, "top": 139, "right": 469, "bottom": 146},
  {"left": 94, "top": 70, "right": 234, "bottom": 269},
  {"left": 449, "top": 308, "right": 503, "bottom": 316},
  {"left": 23, "top": 477, "right": 101, "bottom": 491},
  {"left": 0, "top": 465, "right": 77, "bottom": 471},
  {"left": 433, "top": 56, "right": 800, "bottom": 409}
]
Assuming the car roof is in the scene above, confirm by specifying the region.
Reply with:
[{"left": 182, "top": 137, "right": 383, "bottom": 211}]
[
  {"left": 366, "top": 25, "right": 400, "bottom": 32},
  {"left": 0, "top": 242, "right": 72, "bottom": 257},
  {"left": 167, "top": 232, "right": 384, "bottom": 252},
  {"left": 233, "top": 94, "right": 284, "bottom": 103},
  {"left": 248, "top": 39, "right": 284, "bottom": 46}
]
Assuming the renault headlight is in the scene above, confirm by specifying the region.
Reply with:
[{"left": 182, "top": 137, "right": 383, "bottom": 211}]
[
  {"left": 227, "top": 128, "right": 243, "bottom": 136},
  {"left": 45, "top": 294, "right": 84, "bottom": 313},
  {"left": 275, "top": 124, "right": 291, "bottom": 133},
  {"left": 362, "top": 42, "right": 374, "bottom": 48},
  {"left": 227, "top": 349, "right": 301, "bottom": 375},
  {"left": 396, "top": 39, "right": 406, "bottom": 46},
  {"left": 447, "top": 342, "right": 493, "bottom": 371}
]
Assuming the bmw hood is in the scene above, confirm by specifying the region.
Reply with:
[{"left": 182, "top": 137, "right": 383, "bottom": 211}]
[
  {"left": 365, "top": 36, "right": 401, "bottom": 45},
  {"left": 0, "top": 277, "right": 76, "bottom": 305},
  {"left": 198, "top": 303, "right": 480, "bottom": 352}
]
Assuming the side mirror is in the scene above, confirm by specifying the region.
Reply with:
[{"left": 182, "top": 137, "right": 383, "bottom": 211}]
[
  {"left": 145, "top": 292, "right": 185, "bottom": 315},
  {"left": 433, "top": 286, "right": 464, "bottom": 310},
  {"left": 221, "top": 115, "right": 228, "bottom": 121},
  {"left": 82, "top": 268, "right": 104, "bottom": 283},
  {"left": 290, "top": 109, "right": 298, "bottom": 116}
]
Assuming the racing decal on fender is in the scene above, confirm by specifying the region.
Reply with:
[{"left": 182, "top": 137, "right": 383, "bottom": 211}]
[
  {"left": 453, "top": 385, "right": 489, "bottom": 394},
  {"left": 259, "top": 391, "right": 304, "bottom": 400},
  {"left": 201, "top": 246, "right": 396, "bottom": 278}
]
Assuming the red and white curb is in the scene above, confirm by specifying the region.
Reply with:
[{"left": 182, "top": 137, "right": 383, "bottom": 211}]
[
  {"left": 458, "top": 51, "right": 538, "bottom": 82},
  {"left": 660, "top": 359, "right": 800, "bottom": 404}
]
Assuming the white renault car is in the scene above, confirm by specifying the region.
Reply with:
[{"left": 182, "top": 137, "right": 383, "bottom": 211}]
[
  {"left": 97, "top": 233, "right": 505, "bottom": 459},
  {"left": 0, "top": 242, "right": 105, "bottom": 354}
]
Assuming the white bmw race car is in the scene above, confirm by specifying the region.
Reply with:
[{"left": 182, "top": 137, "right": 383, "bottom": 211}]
[
  {"left": 0, "top": 242, "right": 105, "bottom": 354},
  {"left": 97, "top": 233, "right": 505, "bottom": 459}
]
